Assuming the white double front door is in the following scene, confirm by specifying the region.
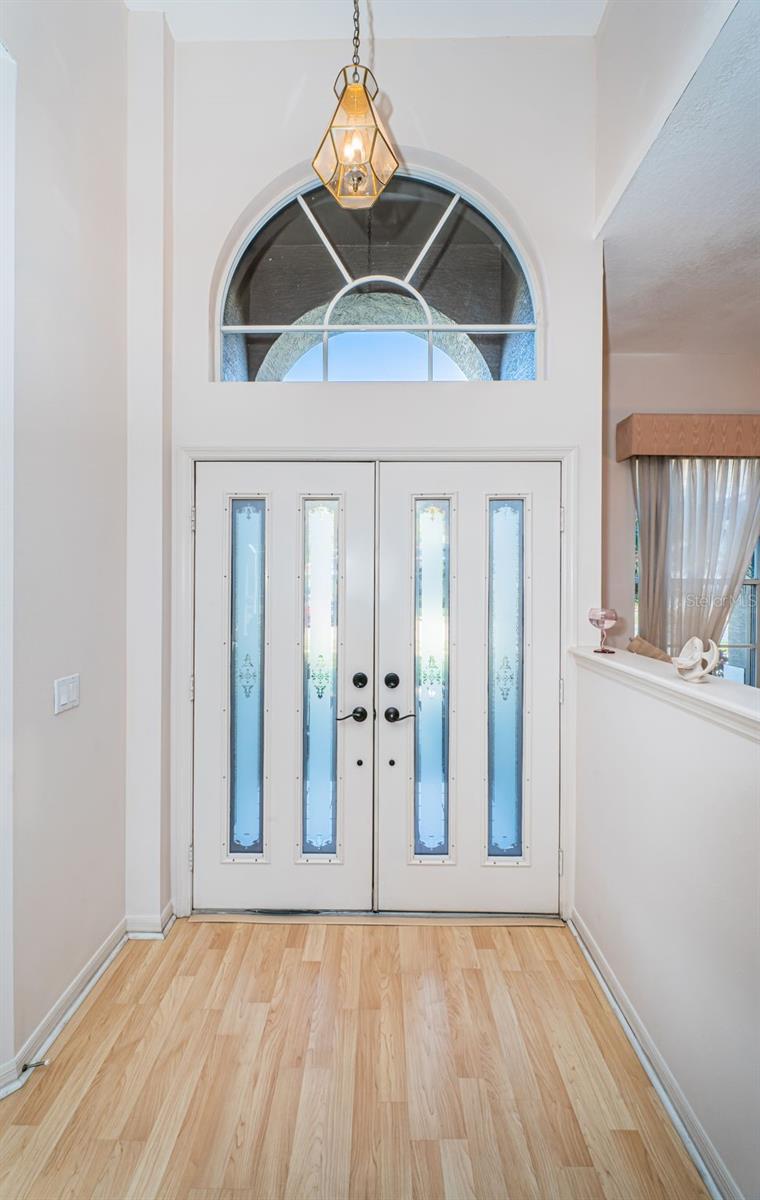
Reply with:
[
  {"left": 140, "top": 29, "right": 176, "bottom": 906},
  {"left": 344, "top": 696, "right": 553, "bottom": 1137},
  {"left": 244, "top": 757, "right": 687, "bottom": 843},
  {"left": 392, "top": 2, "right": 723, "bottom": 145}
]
[{"left": 193, "top": 460, "right": 560, "bottom": 913}]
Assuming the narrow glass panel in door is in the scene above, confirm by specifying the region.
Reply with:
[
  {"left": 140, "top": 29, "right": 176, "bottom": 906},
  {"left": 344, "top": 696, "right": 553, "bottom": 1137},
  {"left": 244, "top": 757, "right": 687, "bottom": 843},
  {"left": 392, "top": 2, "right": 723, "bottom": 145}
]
[
  {"left": 229, "top": 499, "right": 266, "bottom": 854},
  {"left": 302, "top": 500, "right": 339, "bottom": 855},
  {"left": 414, "top": 500, "right": 450, "bottom": 856},
  {"left": 488, "top": 499, "right": 524, "bottom": 857}
]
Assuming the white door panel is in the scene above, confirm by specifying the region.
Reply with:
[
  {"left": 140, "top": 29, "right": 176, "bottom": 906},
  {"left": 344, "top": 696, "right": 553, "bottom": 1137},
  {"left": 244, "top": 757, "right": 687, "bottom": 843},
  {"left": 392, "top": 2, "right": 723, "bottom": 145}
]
[
  {"left": 377, "top": 462, "right": 560, "bottom": 912},
  {"left": 193, "top": 462, "right": 375, "bottom": 910}
]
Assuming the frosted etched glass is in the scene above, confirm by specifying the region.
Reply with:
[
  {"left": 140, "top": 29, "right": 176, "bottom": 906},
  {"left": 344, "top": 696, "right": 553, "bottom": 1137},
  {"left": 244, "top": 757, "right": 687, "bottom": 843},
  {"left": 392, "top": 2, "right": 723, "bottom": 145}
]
[
  {"left": 303, "top": 500, "right": 339, "bottom": 854},
  {"left": 230, "top": 500, "right": 266, "bottom": 854},
  {"left": 488, "top": 500, "right": 524, "bottom": 856},
  {"left": 414, "top": 500, "right": 450, "bottom": 855}
]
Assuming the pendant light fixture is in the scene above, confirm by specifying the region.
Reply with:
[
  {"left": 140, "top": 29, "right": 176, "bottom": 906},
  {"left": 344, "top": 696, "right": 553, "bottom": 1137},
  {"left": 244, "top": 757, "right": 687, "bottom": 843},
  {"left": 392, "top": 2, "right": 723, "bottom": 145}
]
[{"left": 312, "top": 0, "right": 399, "bottom": 209}]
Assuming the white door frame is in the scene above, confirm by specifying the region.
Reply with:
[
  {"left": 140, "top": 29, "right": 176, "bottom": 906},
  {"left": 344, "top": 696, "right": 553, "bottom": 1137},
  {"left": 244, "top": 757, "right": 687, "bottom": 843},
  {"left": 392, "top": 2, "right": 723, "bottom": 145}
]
[{"left": 171, "top": 443, "right": 579, "bottom": 918}]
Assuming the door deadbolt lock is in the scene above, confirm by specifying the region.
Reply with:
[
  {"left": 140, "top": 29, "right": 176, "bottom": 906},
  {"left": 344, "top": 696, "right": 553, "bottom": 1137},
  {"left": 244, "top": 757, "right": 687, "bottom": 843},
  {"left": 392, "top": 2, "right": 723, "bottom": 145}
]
[
  {"left": 384, "top": 672, "right": 400, "bottom": 689},
  {"left": 352, "top": 671, "right": 369, "bottom": 689}
]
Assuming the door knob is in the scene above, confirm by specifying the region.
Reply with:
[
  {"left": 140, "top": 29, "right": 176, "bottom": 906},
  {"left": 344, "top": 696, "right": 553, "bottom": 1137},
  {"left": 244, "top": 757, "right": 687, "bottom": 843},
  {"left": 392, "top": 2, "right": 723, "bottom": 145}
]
[
  {"left": 384, "top": 706, "right": 415, "bottom": 723},
  {"left": 337, "top": 706, "right": 368, "bottom": 723},
  {"left": 384, "top": 672, "right": 400, "bottom": 689},
  {"left": 352, "top": 671, "right": 369, "bottom": 689}
]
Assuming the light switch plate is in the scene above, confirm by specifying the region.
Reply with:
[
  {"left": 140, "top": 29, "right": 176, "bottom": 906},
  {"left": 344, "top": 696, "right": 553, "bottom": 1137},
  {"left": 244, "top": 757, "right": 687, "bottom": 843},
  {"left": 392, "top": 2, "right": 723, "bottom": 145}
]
[{"left": 54, "top": 674, "right": 80, "bottom": 714}]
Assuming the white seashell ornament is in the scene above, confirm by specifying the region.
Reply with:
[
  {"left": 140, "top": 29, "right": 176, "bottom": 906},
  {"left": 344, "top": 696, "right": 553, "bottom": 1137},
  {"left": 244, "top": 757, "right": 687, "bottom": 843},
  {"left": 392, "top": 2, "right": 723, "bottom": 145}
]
[{"left": 672, "top": 637, "right": 720, "bottom": 683}]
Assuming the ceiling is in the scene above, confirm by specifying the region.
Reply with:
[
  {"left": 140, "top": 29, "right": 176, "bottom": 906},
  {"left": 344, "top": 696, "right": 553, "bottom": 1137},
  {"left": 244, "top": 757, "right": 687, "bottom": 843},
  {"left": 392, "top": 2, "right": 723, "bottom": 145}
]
[
  {"left": 603, "top": 0, "right": 760, "bottom": 355},
  {"left": 124, "top": 0, "right": 608, "bottom": 42}
]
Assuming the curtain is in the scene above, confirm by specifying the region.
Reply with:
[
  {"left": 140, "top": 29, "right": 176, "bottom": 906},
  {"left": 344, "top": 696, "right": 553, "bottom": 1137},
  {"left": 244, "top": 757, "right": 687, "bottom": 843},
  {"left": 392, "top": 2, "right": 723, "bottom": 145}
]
[{"left": 631, "top": 457, "right": 760, "bottom": 655}]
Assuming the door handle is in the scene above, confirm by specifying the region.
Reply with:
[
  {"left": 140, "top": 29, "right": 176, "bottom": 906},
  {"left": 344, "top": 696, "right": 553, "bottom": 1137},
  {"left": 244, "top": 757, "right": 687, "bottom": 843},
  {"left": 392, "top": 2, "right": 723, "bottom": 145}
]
[
  {"left": 336, "top": 706, "right": 368, "bottom": 723},
  {"left": 384, "top": 706, "right": 415, "bottom": 723}
]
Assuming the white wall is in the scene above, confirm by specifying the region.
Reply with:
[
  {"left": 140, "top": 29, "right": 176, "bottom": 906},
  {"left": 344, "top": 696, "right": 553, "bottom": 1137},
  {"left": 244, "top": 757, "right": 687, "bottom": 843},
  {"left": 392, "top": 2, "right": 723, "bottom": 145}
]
[
  {"left": 602, "top": 351, "right": 760, "bottom": 645},
  {"left": 166, "top": 34, "right": 603, "bottom": 911},
  {"left": 125, "top": 10, "right": 174, "bottom": 934},
  {"left": 595, "top": 0, "right": 737, "bottom": 231},
  {"left": 0, "top": 44, "right": 17, "bottom": 1077},
  {"left": 173, "top": 35, "right": 601, "bottom": 418},
  {"left": 170, "top": 34, "right": 602, "bottom": 592},
  {"left": 573, "top": 648, "right": 760, "bottom": 1200},
  {"left": 0, "top": 0, "right": 128, "bottom": 1056}
]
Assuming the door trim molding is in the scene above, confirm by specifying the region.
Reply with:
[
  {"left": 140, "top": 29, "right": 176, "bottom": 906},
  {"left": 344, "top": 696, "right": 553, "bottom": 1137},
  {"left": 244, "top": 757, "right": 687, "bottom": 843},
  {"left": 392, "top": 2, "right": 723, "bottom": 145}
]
[{"left": 171, "top": 445, "right": 579, "bottom": 921}]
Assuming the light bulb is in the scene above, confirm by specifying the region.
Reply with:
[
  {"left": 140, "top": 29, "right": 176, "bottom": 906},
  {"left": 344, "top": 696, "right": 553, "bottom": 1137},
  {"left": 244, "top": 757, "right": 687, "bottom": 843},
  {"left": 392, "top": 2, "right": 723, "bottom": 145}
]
[{"left": 342, "top": 130, "right": 367, "bottom": 165}]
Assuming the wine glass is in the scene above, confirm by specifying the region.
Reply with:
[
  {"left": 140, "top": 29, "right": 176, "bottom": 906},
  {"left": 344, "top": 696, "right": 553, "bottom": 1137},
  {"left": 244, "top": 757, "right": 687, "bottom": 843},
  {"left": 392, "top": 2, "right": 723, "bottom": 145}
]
[{"left": 588, "top": 607, "right": 618, "bottom": 654}]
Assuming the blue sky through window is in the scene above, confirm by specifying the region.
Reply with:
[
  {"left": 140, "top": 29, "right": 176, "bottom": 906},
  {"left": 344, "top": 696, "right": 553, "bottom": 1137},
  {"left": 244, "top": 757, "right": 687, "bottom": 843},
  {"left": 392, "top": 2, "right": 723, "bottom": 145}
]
[{"left": 283, "top": 331, "right": 467, "bottom": 382}]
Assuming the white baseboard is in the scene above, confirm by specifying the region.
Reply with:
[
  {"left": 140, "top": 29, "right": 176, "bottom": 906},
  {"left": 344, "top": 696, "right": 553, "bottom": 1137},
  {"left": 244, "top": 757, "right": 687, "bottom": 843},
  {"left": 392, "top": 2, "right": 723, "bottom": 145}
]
[
  {"left": 569, "top": 911, "right": 742, "bottom": 1200},
  {"left": 125, "top": 901, "right": 175, "bottom": 939},
  {"left": 0, "top": 917, "right": 127, "bottom": 1097},
  {"left": 0, "top": 901, "right": 176, "bottom": 1099}
]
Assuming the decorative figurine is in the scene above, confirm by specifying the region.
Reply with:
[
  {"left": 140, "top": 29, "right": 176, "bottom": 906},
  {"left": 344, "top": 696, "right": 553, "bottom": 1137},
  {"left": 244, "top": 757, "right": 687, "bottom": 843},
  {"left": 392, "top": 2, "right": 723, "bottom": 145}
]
[
  {"left": 588, "top": 608, "right": 618, "bottom": 654},
  {"left": 672, "top": 637, "right": 720, "bottom": 683}
]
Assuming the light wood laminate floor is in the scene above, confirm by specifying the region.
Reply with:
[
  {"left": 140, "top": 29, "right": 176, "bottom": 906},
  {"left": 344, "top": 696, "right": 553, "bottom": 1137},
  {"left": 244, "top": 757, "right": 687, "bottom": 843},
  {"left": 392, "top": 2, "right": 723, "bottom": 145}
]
[{"left": 0, "top": 919, "right": 707, "bottom": 1200}]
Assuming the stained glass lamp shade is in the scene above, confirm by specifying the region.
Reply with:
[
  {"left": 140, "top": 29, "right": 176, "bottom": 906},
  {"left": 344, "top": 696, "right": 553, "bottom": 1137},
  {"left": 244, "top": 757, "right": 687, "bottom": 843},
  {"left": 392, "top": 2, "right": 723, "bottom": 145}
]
[{"left": 313, "top": 67, "right": 398, "bottom": 210}]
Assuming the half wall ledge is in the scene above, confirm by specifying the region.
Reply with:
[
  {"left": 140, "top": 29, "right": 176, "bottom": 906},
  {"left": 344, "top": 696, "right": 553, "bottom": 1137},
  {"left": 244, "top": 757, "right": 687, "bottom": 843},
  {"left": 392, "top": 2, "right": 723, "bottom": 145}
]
[{"left": 570, "top": 647, "right": 760, "bottom": 742}]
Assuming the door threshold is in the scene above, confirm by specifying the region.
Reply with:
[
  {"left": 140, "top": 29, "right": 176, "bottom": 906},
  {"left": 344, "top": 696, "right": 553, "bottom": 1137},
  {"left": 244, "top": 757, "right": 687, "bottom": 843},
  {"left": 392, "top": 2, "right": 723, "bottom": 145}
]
[{"left": 189, "top": 909, "right": 564, "bottom": 927}]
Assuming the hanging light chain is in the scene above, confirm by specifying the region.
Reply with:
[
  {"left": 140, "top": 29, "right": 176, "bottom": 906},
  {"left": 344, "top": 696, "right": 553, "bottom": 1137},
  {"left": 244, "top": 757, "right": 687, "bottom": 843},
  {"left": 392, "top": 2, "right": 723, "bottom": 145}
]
[
  {"left": 312, "top": 0, "right": 399, "bottom": 208},
  {"left": 352, "top": 0, "right": 361, "bottom": 79}
]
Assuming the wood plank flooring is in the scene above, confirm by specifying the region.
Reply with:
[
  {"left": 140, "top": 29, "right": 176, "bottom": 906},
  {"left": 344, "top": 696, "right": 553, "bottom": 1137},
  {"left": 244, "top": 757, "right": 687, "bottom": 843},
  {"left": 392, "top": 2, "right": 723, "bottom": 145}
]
[{"left": 0, "top": 919, "right": 708, "bottom": 1200}]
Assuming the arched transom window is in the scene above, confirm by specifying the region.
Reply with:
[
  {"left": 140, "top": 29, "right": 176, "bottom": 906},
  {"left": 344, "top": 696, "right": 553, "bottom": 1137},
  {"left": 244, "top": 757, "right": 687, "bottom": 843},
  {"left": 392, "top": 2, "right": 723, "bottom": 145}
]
[{"left": 221, "top": 176, "right": 537, "bottom": 382}]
